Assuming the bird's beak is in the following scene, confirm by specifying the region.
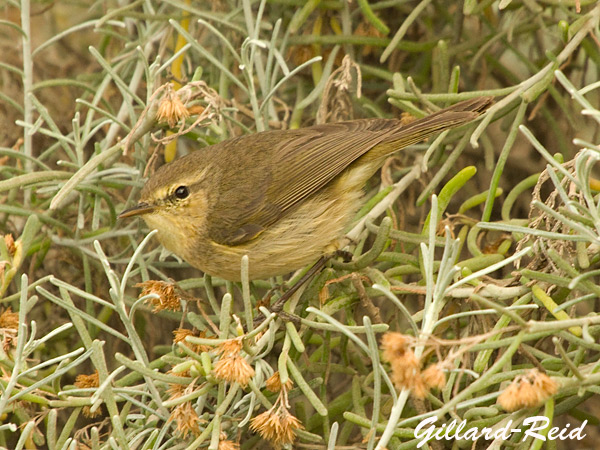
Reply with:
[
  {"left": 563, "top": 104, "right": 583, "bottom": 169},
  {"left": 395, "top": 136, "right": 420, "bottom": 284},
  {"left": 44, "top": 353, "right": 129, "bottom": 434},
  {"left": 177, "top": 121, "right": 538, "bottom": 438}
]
[{"left": 118, "top": 202, "right": 155, "bottom": 219}]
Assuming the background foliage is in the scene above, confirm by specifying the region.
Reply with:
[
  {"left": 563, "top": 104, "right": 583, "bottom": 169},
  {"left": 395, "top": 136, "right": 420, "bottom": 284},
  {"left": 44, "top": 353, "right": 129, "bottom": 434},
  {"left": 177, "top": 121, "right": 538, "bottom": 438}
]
[{"left": 1, "top": 1, "right": 600, "bottom": 449}]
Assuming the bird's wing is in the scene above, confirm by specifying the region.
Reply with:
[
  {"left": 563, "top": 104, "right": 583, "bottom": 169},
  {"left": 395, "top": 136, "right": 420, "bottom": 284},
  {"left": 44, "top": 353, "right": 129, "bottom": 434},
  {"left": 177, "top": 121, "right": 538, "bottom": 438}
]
[
  {"left": 208, "top": 120, "right": 391, "bottom": 246},
  {"left": 207, "top": 96, "right": 493, "bottom": 246}
]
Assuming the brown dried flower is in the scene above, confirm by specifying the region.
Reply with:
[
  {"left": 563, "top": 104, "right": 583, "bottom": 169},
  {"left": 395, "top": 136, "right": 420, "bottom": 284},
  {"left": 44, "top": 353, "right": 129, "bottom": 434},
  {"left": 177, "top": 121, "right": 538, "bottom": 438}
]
[
  {"left": 2, "top": 334, "right": 14, "bottom": 353},
  {"left": 265, "top": 372, "right": 293, "bottom": 393},
  {"left": 381, "top": 332, "right": 437, "bottom": 397},
  {"left": 497, "top": 382, "right": 521, "bottom": 412},
  {"left": 250, "top": 407, "right": 303, "bottom": 447},
  {"left": 250, "top": 410, "right": 281, "bottom": 444},
  {"left": 532, "top": 370, "right": 559, "bottom": 397},
  {"left": 4, "top": 234, "right": 16, "bottom": 257},
  {"left": 218, "top": 436, "right": 239, "bottom": 450},
  {"left": 82, "top": 405, "right": 103, "bottom": 419},
  {"left": 399, "top": 111, "right": 417, "bottom": 126},
  {"left": 382, "top": 333, "right": 421, "bottom": 391},
  {"left": 75, "top": 371, "right": 102, "bottom": 418},
  {"left": 389, "top": 351, "right": 420, "bottom": 388},
  {"left": 422, "top": 364, "right": 446, "bottom": 390},
  {"left": 0, "top": 307, "right": 19, "bottom": 330},
  {"left": 381, "top": 332, "right": 410, "bottom": 361},
  {"left": 213, "top": 354, "right": 255, "bottom": 388},
  {"left": 75, "top": 371, "right": 100, "bottom": 389},
  {"left": 498, "top": 369, "right": 558, "bottom": 411},
  {"left": 251, "top": 370, "right": 304, "bottom": 447},
  {"left": 173, "top": 328, "right": 212, "bottom": 354},
  {"left": 166, "top": 381, "right": 187, "bottom": 399},
  {"left": 156, "top": 86, "right": 190, "bottom": 128},
  {"left": 216, "top": 338, "right": 243, "bottom": 356},
  {"left": 169, "top": 401, "right": 202, "bottom": 437},
  {"left": 279, "top": 412, "right": 304, "bottom": 446},
  {"left": 410, "top": 376, "right": 429, "bottom": 399},
  {"left": 136, "top": 280, "right": 182, "bottom": 312}
]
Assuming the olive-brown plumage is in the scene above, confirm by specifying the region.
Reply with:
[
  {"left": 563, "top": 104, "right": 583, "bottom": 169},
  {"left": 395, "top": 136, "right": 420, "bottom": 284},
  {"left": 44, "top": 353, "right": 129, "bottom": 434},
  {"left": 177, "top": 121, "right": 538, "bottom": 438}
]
[{"left": 120, "top": 97, "right": 492, "bottom": 281}]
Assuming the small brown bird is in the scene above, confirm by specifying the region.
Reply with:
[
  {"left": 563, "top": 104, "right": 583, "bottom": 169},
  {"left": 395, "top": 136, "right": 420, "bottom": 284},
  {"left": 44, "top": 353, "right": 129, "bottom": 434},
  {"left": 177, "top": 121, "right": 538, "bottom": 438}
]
[{"left": 120, "top": 97, "right": 492, "bottom": 281}]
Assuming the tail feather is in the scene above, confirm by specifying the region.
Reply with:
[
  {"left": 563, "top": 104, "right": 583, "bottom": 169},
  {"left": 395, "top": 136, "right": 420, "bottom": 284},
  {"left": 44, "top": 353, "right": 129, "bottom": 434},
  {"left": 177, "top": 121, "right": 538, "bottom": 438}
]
[{"left": 374, "top": 96, "right": 493, "bottom": 156}]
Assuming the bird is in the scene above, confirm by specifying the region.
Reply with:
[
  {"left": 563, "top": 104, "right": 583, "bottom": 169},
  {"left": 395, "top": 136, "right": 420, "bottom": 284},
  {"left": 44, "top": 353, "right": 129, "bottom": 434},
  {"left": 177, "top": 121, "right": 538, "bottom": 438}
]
[{"left": 119, "top": 96, "right": 492, "bottom": 282}]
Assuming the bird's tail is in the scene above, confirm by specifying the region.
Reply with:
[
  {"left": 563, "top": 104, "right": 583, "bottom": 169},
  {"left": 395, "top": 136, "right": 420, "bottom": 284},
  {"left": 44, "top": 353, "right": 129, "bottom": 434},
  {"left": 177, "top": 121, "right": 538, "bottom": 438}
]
[{"left": 370, "top": 96, "right": 493, "bottom": 159}]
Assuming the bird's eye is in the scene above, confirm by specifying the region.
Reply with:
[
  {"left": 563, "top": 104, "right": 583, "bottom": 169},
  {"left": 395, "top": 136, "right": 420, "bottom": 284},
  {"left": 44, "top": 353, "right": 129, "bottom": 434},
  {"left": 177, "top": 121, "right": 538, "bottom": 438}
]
[{"left": 174, "top": 185, "right": 189, "bottom": 199}]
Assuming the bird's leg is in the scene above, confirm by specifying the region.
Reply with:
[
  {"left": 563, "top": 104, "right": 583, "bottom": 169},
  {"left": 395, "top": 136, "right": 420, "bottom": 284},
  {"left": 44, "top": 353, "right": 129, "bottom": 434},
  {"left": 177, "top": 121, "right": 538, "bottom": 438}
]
[
  {"left": 253, "top": 250, "right": 356, "bottom": 328},
  {"left": 256, "top": 284, "right": 285, "bottom": 309},
  {"left": 334, "top": 249, "right": 354, "bottom": 263},
  {"left": 253, "top": 255, "right": 329, "bottom": 327}
]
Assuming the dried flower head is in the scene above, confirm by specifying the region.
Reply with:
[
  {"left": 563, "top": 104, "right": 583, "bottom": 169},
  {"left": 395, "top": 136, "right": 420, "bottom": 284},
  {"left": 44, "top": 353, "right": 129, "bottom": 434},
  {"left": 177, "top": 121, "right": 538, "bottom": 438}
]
[
  {"left": 2, "top": 334, "right": 14, "bottom": 353},
  {"left": 169, "top": 401, "right": 202, "bottom": 437},
  {"left": 497, "top": 380, "right": 520, "bottom": 412},
  {"left": 212, "top": 338, "right": 254, "bottom": 387},
  {"left": 216, "top": 338, "right": 243, "bottom": 356},
  {"left": 173, "top": 327, "right": 195, "bottom": 344},
  {"left": 74, "top": 371, "right": 100, "bottom": 389},
  {"left": 250, "top": 406, "right": 303, "bottom": 447},
  {"left": 410, "top": 375, "right": 429, "bottom": 399},
  {"left": 73, "top": 442, "right": 91, "bottom": 450},
  {"left": 381, "top": 332, "right": 432, "bottom": 397},
  {"left": 380, "top": 332, "right": 410, "bottom": 362},
  {"left": 498, "top": 369, "right": 558, "bottom": 411},
  {"left": 4, "top": 234, "right": 16, "bottom": 257},
  {"left": 0, "top": 307, "right": 19, "bottom": 330},
  {"left": 82, "top": 405, "right": 103, "bottom": 419},
  {"left": 251, "top": 370, "right": 304, "bottom": 447},
  {"left": 389, "top": 352, "right": 421, "bottom": 391},
  {"left": 250, "top": 410, "right": 281, "bottom": 444},
  {"left": 173, "top": 328, "right": 212, "bottom": 354},
  {"left": 166, "top": 381, "right": 187, "bottom": 399},
  {"left": 136, "top": 280, "right": 182, "bottom": 312},
  {"left": 422, "top": 364, "right": 446, "bottom": 390},
  {"left": 213, "top": 354, "right": 255, "bottom": 388},
  {"left": 400, "top": 111, "right": 417, "bottom": 126},
  {"left": 156, "top": 85, "right": 190, "bottom": 128},
  {"left": 532, "top": 370, "right": 559, "bottom": 397},
  {"left": 74, "top": 371, "right": 102, "bottom": 418},
  {"left": 265, "top": 372, "right": 294, "bottom": 393},
  {"left": 218, "top": 434, "right": 239, "bottom": 450},
  {"left": 279, "top": 412, "right": 304, "bottom": 446},
  {"left": 167, "top": 377, "right": 201, "bottom": 408}
]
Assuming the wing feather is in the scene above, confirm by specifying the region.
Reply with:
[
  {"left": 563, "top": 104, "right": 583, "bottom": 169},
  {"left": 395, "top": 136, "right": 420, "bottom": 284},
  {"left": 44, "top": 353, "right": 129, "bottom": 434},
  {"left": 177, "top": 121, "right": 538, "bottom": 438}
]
[
  {"left": 207, "top": 96, "right": 492, "bottom": 246},
  {"left": 208, "top": 120, "right": 390, "bottom": 245}
]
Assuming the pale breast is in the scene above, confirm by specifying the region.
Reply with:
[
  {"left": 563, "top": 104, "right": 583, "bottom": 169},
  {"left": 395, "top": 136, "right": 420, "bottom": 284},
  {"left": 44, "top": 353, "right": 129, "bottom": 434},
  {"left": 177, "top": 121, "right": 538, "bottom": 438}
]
[{"left": 192, "top": 186, "right": 365, "bottom": 281}]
